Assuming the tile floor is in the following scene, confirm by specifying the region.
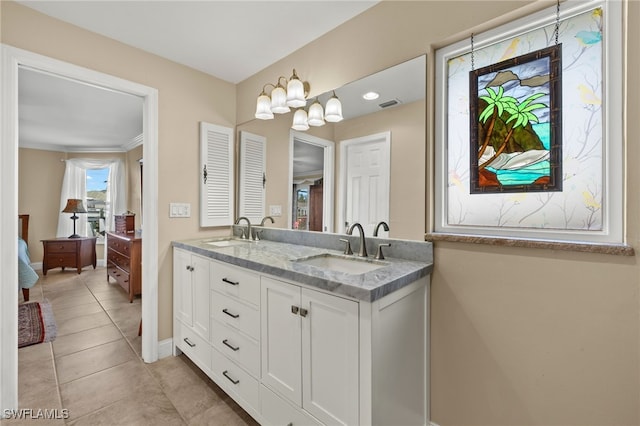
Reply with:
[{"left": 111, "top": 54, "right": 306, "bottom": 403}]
[{"left": 6, "top": 267, "right": 258, "bottom": 425}]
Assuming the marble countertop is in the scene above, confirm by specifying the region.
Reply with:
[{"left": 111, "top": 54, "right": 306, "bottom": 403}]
[{"left": 172, "top": 236, "right": 432, "bottom": 302}]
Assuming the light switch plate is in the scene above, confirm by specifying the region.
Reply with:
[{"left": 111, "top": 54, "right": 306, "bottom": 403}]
[
  {"left": 269, "top": 205, "right": 282, "bottom": 217},
  {"left": 169, "top": 202, "right": 191, "bottom": 218}
]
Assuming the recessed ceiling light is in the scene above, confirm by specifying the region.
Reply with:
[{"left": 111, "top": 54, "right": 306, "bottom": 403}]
[{"left": 362, "top": 91, "right": 379, "bottom": 100}]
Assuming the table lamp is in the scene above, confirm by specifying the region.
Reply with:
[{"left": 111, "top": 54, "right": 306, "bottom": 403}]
[{"left": 62, "top": 198, "right": 87, "bottom": 238}]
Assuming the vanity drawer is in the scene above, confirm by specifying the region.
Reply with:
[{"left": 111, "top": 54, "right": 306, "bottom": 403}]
[
  {"left": 211, "top": 318, "right": 260, "bottom": 378},
  {"left": 211, "top": 292, "right": 260, "bottom": 340},
  {"left": 211, "top": 261, "right": 260, "bottom": 307},
  {"left": 211, "top": 347, "right": 260, "bottom": 413},
  {"left": 175, "top": 321, "right": 211, "bottom": 374},
  {"left": 260, "top": 384, "right": 323, "bottom": 426}
]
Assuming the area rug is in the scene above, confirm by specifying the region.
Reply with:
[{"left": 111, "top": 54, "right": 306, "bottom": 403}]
[{"left": 18, "top": 300, "right": 57, "bottom": 348}]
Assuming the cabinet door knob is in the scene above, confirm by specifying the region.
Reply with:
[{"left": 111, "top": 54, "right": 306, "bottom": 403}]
[
  {"left": 299, "top": 308, "right": 308, "bottom": 317},
  {"left": 291, "top": 305, "right": 299, "bottom": 315}
]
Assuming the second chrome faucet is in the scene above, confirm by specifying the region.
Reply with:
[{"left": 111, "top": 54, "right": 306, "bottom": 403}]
[{"left": 347, "top": 223, "right": 368, "bottom": 257}]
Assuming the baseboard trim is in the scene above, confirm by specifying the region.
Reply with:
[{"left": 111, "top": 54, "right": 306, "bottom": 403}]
[{"left": 157, "top": 338, "right": 173, "bottom": 360}]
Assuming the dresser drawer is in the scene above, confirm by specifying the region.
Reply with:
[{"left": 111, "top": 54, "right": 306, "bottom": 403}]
[
  {"left": 46, "top": 241, "right": 76, "bottom": 253},
  {"left": 46, "top": 253, "right": 76, "bottom": 266},
  {"left": 176, "top": 321, "right": 211, "bottom": 374},
  {"left": 260, "top": 384, "right": 322, "bottom": 426},
  {"left": 211, "top": 261, "right": 260, "bottom": 307},
  {"left": 211, "top": 291, "right": 260, "bottom": 340},
  {"left": 107, "top": 263, "right": 130, "bottom": 292},
  {"left": 211, "top": 318, "right": 260, "bottom": 378},
  {"left": 107, "top": 250, "right": 130, "bottom": 272},
  {"left": 107, "top": 236, "right": 131, "bottom": 255},
  {"left": 211, "top": 348, "right": 259, "bottom": 412}
]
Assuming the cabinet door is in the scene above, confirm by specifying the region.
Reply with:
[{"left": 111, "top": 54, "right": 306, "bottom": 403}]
[
  {"left": 302, "top": 289, "right": 359, "bottom": 426},
  {"left": 200, "top": 122, "right": 234, "bottom": 227},
  {"left": 191, "top": 254, "right": 211, "bottom": 340},
  {"left": 173, "top": 248, "right": 193, "bottom": 326},
  {"left": 261, "top": 277, "right": 302, "bottom": 406}
]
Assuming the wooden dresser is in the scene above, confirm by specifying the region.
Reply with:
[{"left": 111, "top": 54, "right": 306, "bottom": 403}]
[
  {"left": 106, "top": 231, "right": 142, "bottom": 302},
  {"left": 41, "top": 237, "right": 97, "bottom": 275}
]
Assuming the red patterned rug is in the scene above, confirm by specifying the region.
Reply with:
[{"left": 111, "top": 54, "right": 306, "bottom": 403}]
[{"left": 18, "top": 300, "right": 57, "bottom": 348}]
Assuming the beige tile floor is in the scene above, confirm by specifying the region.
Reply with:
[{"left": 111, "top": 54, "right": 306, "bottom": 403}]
[{"left": 5, "top": 267, "right": 258, "bottom": 426}]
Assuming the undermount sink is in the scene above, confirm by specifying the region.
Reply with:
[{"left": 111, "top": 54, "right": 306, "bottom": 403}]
[
  {"left": 294, "top": 254, "right": 387, "bottom": 275},
  {"left": 205, "top": 239, "right": 251, "bottom": 248}
]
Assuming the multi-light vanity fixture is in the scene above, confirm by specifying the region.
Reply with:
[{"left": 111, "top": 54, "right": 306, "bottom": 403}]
[{"left": 254, "top": 69, "right": 343, "bottom": 131}]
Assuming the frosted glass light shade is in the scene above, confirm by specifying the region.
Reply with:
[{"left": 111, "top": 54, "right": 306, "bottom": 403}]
[
  {"left": 307, "top": 100, "right": 325, "bottom": 127},
  {"left": 324, "top": 93, "right": 343, "bottom": 122},
  {"left": 270, "top": 85, "right": 290, "bottom": 114},
  {"left": 287, "top": 78, "right": 306, "bottom": 108},
  {"left": 255, "top": 93, "right": 274, "bottom": 119},
  {"left": 291, "top": 109, "right": 309, "bottom": 131}
]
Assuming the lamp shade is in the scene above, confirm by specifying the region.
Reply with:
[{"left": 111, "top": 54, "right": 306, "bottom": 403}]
[
  {"left": 291, "top": 109, "right": 309, "bottom": 131},
  {"left": 270, "top": 85, "right": 290, "bottom": 114},
  {"left": 62, "top": 198, "right": 87, "bottom": 213},
  {"left": 324, "top": 91, "right": 343, "bottom": 122},
  {"left": 307, "top": 100, "right": 325, "bottom": 127},
  {"left": 286, "top": 73, "right": 306, "bottom": 108},
  {"left": 255, "top": 93, "right": 274, "bottom": 119}
]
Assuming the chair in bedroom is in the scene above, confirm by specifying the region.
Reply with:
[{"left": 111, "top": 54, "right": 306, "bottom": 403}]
[{"left": 18, "top": 215, "right": 38, "bottom": 302}]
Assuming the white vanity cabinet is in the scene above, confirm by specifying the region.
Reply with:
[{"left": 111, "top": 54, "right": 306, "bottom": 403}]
[
  {"left": 173, "top": 243, "right": 430, "bottom": 426},
  {"left": 261, "top": 276, "right": 359, "bottom": 426},
  {"left": 173, "top": 248, "right": 212, "bottom": 374}
]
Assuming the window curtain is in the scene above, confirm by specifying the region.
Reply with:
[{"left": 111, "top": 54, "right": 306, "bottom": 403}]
[{"left": 57, "top": 158, "right": 126, "bottom": 262}]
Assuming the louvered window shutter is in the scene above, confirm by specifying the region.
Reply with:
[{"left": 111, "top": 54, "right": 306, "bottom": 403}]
[
  {"left": 239, "top": 131, "right": 266, "bottom": 224},
  {"left": 200, "top": 122, "right": 234, "bottom": 227}
]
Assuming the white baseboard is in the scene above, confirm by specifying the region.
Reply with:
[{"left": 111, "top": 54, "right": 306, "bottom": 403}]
[
  {"left": 431, "top": 422, "right": 440, "bottom": 426},
  {"left": 32, "top": 260, "right": 105, "bottom": 271},
  {"left": 157, "top": 338, "right": 173, "bottom": 359}
]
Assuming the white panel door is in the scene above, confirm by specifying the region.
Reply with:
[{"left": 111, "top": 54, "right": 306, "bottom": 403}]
[
  {"left": 302, "top": 289, "right": 359, "bottom": 426},
  {"left": 200, "top": 122, "right": 234, "bottom": 227},
  {"left": 239, "top": 131, "right": 267, "bottom": 224},
  {"left": 343, "top": 132, "right": 390, "bottom": 235},
  {"left": 261, "top": 277, "right": 302, "bottom": 406}
]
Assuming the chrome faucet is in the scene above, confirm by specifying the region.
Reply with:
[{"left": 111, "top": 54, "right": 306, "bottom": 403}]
[
  {"left": 373, "top": 221, "right": 389, "bottom": 237},
  {"left": 234, "top": 217, "right": 251, "bottom": 240},
  {"left": 347, "top": 222, "right": 368, "bottom": 257},
  {"left": 260, "top": 216, "right": 275, "bottom": 226}
]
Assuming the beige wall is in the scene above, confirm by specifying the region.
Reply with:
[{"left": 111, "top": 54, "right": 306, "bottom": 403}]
[{"left": 5, "top": 0, "right": 640, "bottom": 424}]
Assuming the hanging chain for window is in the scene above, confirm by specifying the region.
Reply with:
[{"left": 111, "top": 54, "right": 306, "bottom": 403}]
[
  {"left": 470, "top": 33, "right": 475, "bottom": 71},
  {"left": 555, "top": 0, "right": 560, "bottom": 45}
]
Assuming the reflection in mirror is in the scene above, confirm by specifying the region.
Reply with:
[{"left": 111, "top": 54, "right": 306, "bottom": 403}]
[
  {"left": 239, "top": 54, "right": 426, "bottom": 240},
  {"left": 288, "top": 132, "right": 334, "bottom": 232}
]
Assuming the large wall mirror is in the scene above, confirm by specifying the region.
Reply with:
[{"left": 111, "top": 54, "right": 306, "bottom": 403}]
[{"left": 237, "top": 54, "right": 426, "bottom": 240}]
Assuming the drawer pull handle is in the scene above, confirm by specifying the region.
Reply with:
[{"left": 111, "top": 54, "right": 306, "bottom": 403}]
[
  {"left": 222, "top": 278, "right": 239, "bottom": 286},
  {"left": 183, "top": 338, "right": 196, "bottom": 347},
  {"left": 222, "top": 370, "right": 239, "bottom": 385},
  {"left": 222, "top": 339, "right": 240, "bottom": 351},
  {"left": 222, "top": 308, "right": 239, "bottom": 319}
]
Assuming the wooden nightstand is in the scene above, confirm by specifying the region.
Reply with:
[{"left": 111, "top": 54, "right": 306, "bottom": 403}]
[{"left": 41, "top": 237, "right": 97, "bottom": 275}]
